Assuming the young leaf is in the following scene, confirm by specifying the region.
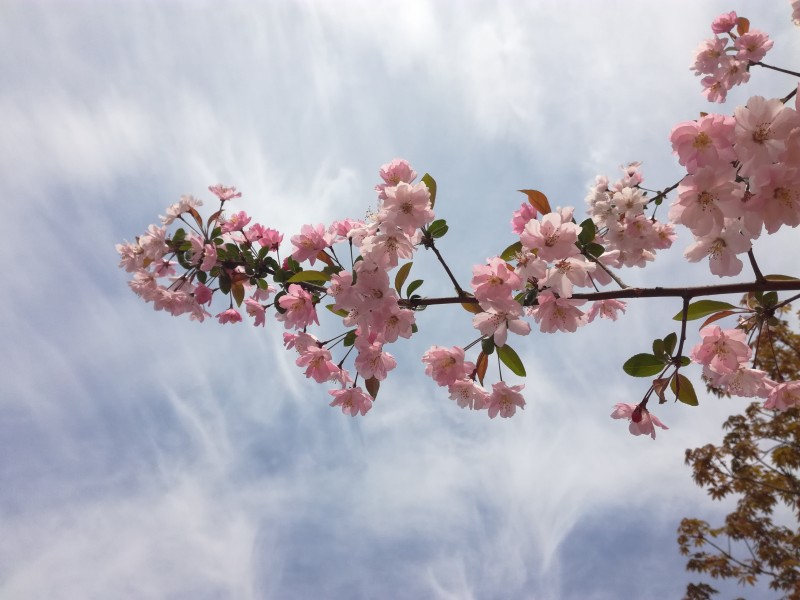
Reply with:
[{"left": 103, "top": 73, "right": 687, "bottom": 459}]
[
  {"left": 343, "top": 330, "right": 357, "bottom": 346},
  {"left": 365, "top": 377, "right": 380, "bottom": 400},
  {"left": 578, "top": 218, "right": 596, "bottom": 245},
  {"left": 623, "top": 353, "right": 665, "bottom": 377},
  {"left": 406, "top": 279, "right": 424, "bottom": 297},
  {"left": 518, "top": 189, "right": 551, "bottom": 215},
  {"left": 652, "top": 338, "right": 666, "bottom": 361},
  {"left": 232, "top": 282, "right": 245, "bottom": 307},
  {"left": 421, "top": 173, "right": 437, "bottom": 209},
  {"left": 429, "top": 219, "right": 449, "bottom": 239},
  {"left": 287, "top": 270, "right": 332, "bottom": 283},
  {"left": 461, "top": 301, "right": 482, "bottom": 315},
  {"left": 475, "top": 351, "right": 489, "bottom": 386},
  {"left": 672, "top": 299, "right": 737, "bottom": 321},
  {"left": 218, "top": 272, "right": 231, "bottom": 295},
  {"left": 394, "top": 262, "right": 413, "bottom": 295},
  {"left": 585, "top": 242, "right": 605, "bottom": 257},
  {"left": 671, "top": 373, "right": 699, "bottom": 406},
  {"left": 497, "top": 344, "right": 526, "bottom": 377},
  {"left": 736, "top": 16, "right": 750, "bottom": 36},
  {"left": 663, "top": 332, "right": 678, "bottom": 356},
  {"left": 699, "top": 310, "right": 736, "bottom": 329},
  {"left": 500, "top": 241, "right": 523, "bottom": 261},
  {"left": 481, "top": 336, "right": 495, "bottom": 356},
  {"left": 765, "top": 274, "right": 800, "bottom": 281},
  {"left": 762, "top": 291, "right": 778, "bottom": 308},
  {"left": 325, "top": 304, "right": 349, "bottom": 318}
]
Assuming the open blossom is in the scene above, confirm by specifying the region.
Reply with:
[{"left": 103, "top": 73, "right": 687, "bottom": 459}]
[
  {"left": 511, "top": 202, "right": 538, "bottom": 234},
  {"left": 611, "top": 403, "right": 668, "bottom": 439},
  {"left": 486, "top": 382, "right": 525, "bottom": 418},
  {"left": 471, "top": 257, "right": 522, "bottom": 311},
  {"left": 221, "top": 211, "right": 252, "bottom": 233},
  {"left": 209, "top": 184, "right": 242, "bottom": 202},
  {"left": 375, "top": 158, "right": 417, "bottom": 199},
  {"left": 160, "top": 194, "right": 203, "bottom": 225},
  {"left": 683, "top": 223, "right": 752, "bottom": 277},
  {"left": 733, "top": 30, "right": 773, "bottom": 63},
  {"left": 328, "top": 387, "right": 373, "bottom": 416},
  {"left": 448, "top": 379, "right": 489, "bottom": 410},
  {"left": 290, "top": 223, "right": 330, "bottom": 265},
  {"left": 587, "top": 299, "right": 627, "bottom": 322},
  {"left": 528, "top": 290, "right": 587, "bottom": 333},
  {"left": 691, "top": 37, "right": 727, "bottom": 75},
  {"left": 296, "top": 346, "right": 340, "bottom": 383},
  {"left": 277, "top": 284, "right": 319, "bottom": 329},
  {"left": 520, "top": 210, "right": 580, "bottom": 262},
  {"left": 244, "top": 298, "right": 266, "bottom": 327},
  {"left": 764, "top": 381, "right": 800, "bottom": 411},
  {"left": 542, "top": 256, "right": 595, "bottom": 298},
  {"left": 669, "top": 166, "right": 745, "bottom": 237},
  {"left": 750, "top": 164, "right": 800, "bottom": 234},
  {"left": 670, "top": 114, "right": 736, "bottom": 173},
  {"left": 378, "top": 182, "right": 434, "bottom": 234},
  {"left": 472, "top": 307, "right": 530, "bottom": 347},
  {"left": 735, "top": 96, "right": 800, "bottom": 176},
  {"left": 422, "top": 346, "right": 475, "bottom": 387},
  {"left": 690, "top": 325, "right": 750, "bottom": 375},
  {"left": 704, "top": 365, "right": 772, "bottom": 398},
  {"left": 354, "top": 341, "right": 397, "bottom": 381}
]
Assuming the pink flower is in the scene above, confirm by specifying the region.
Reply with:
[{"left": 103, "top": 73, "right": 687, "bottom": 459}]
[
  {"left": 486, "top": 382, "right": 526, "bottom": 419},
  {"left": 297, "top": 347, "right": 340, "bottom": 383},
  {"left": 691, "top": 37, "right": 727, "bottom": 76},
  {"left": 683, "top": 224, "right": 752, "bottom": 277},
  {"left": 290, "top": 223, "right": 330, "bottom": 265},
  {"left": 670, "top": 114, "right": 736, "bottom": 173},
  {"left": 471, "top": 257, "right": 522, "bottom": 311},
  {"left": 511, "top": 202, "right": 538, "bottom": 234},
  {"left": 447, "top": 380, "right": 489, "bottom": 410},
  {"left": 194, "top": 283, "right": 213, "bottom": 306},
  {"left": 542, "top": 256, "right": 595, "bottom": 298},
  {"left": 422, "top": 346, "right": 475, "bottom": 387},
  {"left": 734, "top": 30, "right": 773, "bottom": 63},
  {"left": 221, "top": 211, "right": 252, "bottom": 233},
  {"left": 378, "top": 182, "right": 434, "bottom": 235},
  {"left": 216, "top": 308, "right": 242, "bottom": 324},
  {"left": 669, "top": 166, "right": 745, "bottom": 237},
  {"left": 750, "top": 164, "right": 800, "bottom": 234},
  {"left": 528, "top": 290, "right": 587, "bottom": 333},
  {"left": 277, "top": 284, "right": 319, "bottom": 329},
  {"left": 711, "top": 11, "right": 737, "bottom": 34},
  {"left": 690, "top": 326, "right": 750, "bottom": 375},
  {"left": 244, "top": 298, "right": 266, "bottom": 327},
  {"left": 375, "top": 159, "right": 417, "bottom": 199},
  {"left": 472, "top": 307, "right": 530, "bottom": 347},
  {"left": 793, "top": 0, "right": 800, "bottom": 26},
  {"left": 587, "top": 299, "right": 627, "bottom": 322},
  {"left": 764, "top": 381, "right": 800, "bottom": 411},
  {"left": 209, "top": 184, "right": 242, "bottom": 202},
  {"left": 611, "top": 403, "right": 668, "bottom": 439},
  {"left": 160, "top": 194, "right": 203, "bottom": 225},
  {"left": 735, "top": 96, "right": 800, "bottom": 176},
  {"left": 328, "top": 387, "right": 373, "bottom": 416},
  {"left": 354, "top": 342, "right": 397, "bottom": 381},
  {"left": 520, "top": 211, "right": 581, "bottom": 262}
]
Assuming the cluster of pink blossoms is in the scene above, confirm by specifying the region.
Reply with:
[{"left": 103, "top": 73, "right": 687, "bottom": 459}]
[
  {"left": 691, "top": 11, "right": 774, "bottom": 103},
  {"left": 669, "top": 88, "right": 800, "bottom": 276}
]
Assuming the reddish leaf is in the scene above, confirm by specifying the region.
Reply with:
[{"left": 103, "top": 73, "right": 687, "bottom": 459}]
[
  {"left": 699, "top": 310, "right": 736, "bottom": 329},
  {"left": 365, "top": 377, "right": 380, "bottom": 400},
  {"left": 475, "top": 351, "right": 489, "bottom": 385},
  {"left": 315, "top": 250, "right": 334, "bottom": 267},
  {"left": 736, "top": 16, "right": 750, "bottom": 36},
  {"left": 187, "top": 206, "right": 204, "bottom": 229},
  {"left": 518, "top": 189, "right": 552, "bottom": 215}
]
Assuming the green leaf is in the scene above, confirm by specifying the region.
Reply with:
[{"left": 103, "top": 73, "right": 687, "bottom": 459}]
[
  {"left": 762, "top": 291, "right": 778, "bottom": 308},
  {"left": 428, "top": 219, "right": 449, "bottom": 239},
  {"left": 578, "top": 218, "right": 596, "bottom": 245},
  {"left": 218, "top": 272, "right": 231, "bottom": 295},
  {"left": 663, "top": 332, "right": 677, "bottom": 356},
  {"left": 173, "top": 228, "right": 186, "bottom": 242},
  {"left": 765, "top": 274, "right": 800, "bottom": 281},
  {"left": 585, "top": 242, "right": 605, "bottom": 257},
  {"left": 422, "top": 173, "right": 437, "bottom": 209},
  {"left": 622, "top": 353, "right": 665, "bottom": 377},
  {"left": 679, "top": 356, "right": 691, "bottom": 367},
  {"left": 411, "top": 323, "right": 418, "bottom": 334},
  {"left": 500, "top": 241, "right": 523, "bottom": 261},
  {"left": 671, "top": 373, "right": 699, "bottom": 406},
  {"left": 497, "top": 344, "right": 526, "bottom": 377},
  {"left": 326, "top": 304, "right": 349, "bottom": 318},
  {"left": 406, "top": 279, "right": 424, "bottom": 297},
  {"left": 481, "top": 337, "right": 495, "bottom": 356},
  {"left": 196, "top": 270, "right": 207, "bottom": 284},
  {"left": 343, "top": 330, "right": 357, "bottom": 347},
  {"left": 673, "top": 299, "right": 737, "bottom": 321},
  {"left": 652, "top": 338, "right": 666, "bottom": 361},
  {"left": 287, "top": 270, "right": 331, "bottom": 283},
  {"left": 394, "top": 262, "right": 413, "bottom": 295}
]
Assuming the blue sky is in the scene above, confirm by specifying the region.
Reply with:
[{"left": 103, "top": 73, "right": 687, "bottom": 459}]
[{"left": 2, "top": 2, "right": 799, "bottom": 599}]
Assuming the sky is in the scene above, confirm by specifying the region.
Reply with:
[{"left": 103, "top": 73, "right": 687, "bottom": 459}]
[{"left": 1, "top": 1, "right": 799, "bottom": 599}]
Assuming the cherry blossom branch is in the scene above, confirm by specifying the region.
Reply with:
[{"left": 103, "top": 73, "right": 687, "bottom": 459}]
[
  {"left": 399, "top": 279, "right": 800, "bottom": 308},
  {"left": 422, "top": 236, "right": 467, "bottom": 297},
  {"left": 747, "top": 249, "right": 766, "bottom": 284},
  {"left": 750, "top": 61, "right": 800, "bottom": 79}
]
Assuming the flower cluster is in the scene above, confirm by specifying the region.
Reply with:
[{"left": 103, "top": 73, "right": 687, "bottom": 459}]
[{"left": 691, "top": 11, "right": 773, "bottom": 103}]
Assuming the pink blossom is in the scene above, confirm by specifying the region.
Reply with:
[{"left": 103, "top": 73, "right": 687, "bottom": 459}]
[
  {"left": 611, "top": 403, "right": 668, "bottom": 439},
  {"left": 354, "top": 342, "right": 397, "bottom": 381},
  {"left": 247, "top": 224, "right": 284, "bottom": 250},
  {"left": 139, "top": 224, "right": 168, "bottom": 261},
  {"left": 511, "top": 202, "right": 538, "bottom": 234},
  {"left": 284, "top": 331, "right": 320, "bottom": 354},
  {"left": 691, "top": 37, "right": 727, "bottom": 76},
  {"left": 683, "top": 224, "right": 752, "bottom": 277},
  {"left": 670, "top": 114, "right": 736, "bottom": 173},
  {"left": 378, "top": 182, "right": 434, "bottom": 235},
  {"left": 209, "top": 184, "right": 242, "bottom": 202},
  {"left": 669, "top": 166, "right": 745, "bottom": 237},
  {"left": 422, "top": 346, "right": 475, "bottom": 387},
  {"left": 528, "top": 290, "right": 587, "bottom": 333},
  {"left": 447, "top": 379, "right": 489, "bottom": 410},
  {"left": 360, "top": 226, "right": 415, "bottom": 270},
  {"left": 587, "top": 299, "right": 627, "bottom": 322},
  {"left": 700, "top": 74, "right": 729, "bottom": 104},
  {"left": 116, "top": 240, "right": 144, "bottom": 272},
  {"left": 711, "top": 11, "right": 737, "bottom": 34},
  {"left": 542, "top": 256, "right": 595, "bottom": 298},
  {"left": 750, "top": 164, "right": 800, "bottom": 234},
  {"left": 690, "top": 326, "right": 750, "bottom": 375},
  {"left": 375, "top": 159, "right": 417, "bottom": 199},
  {"left": 764, "top": 380, "right": 800, "bottom": 411},
  {"left": 375, "top": 306, "right": 416, "bottom": 344},
  {"left": 194, "top": 283, "right": 213, "bottom": 305},
  {"left": 290, "top": 223, "right": 330, "bottom": 265},
  {"left": 221, "top": 211, "right": 252, "bottom": 234},
  {"left": 733, "top": 30, "right": 773, "bottom": 63},
  {"left": 277, "top": 284, "right": 319, "bottom": 329},
  {"left": 244, "top": 298, "right": 266, "bottom": 327},
  {"left": 216, "top": 308, "right": 242, "bottom": 324},
  {"left": 160, "top": 194, "right": 203, "bottom": 225},
  {"left": 520, "top": 211, "right": 581, "bottom": 262},
  {"left": 705, "top": 365, "right": 771, "bottom": 398},
  {"left": 328, "top": 387, "right": 373, "bottom": 416},
  {"left": 486, "top": 382, "right": 526, "bottom": 419},
  {"left": 735, "top": 96, "right": 800, "bottom": 176},
  {"left": 297, "top": 347, "right": 340, "bottom": 383},
  {"left": 471, "top": 257, "right": 522, "bottom": 311},
  {"left": 472, "top": 307, "right": 530, "bottom": 347},
  {"left": 793, "top": 0, "right": 800, "bottom": 26}
]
